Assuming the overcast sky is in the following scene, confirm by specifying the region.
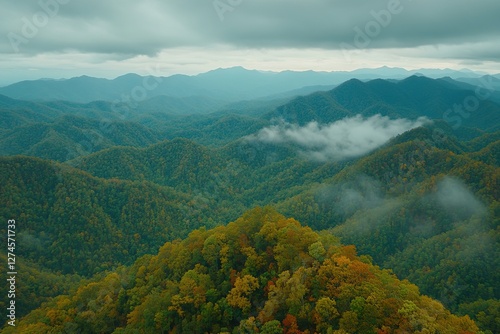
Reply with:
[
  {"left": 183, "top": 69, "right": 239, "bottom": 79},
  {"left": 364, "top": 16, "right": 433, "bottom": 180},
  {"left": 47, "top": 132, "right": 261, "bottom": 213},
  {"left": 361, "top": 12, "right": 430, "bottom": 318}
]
[{"left": 1, "top": 0, "right": 499, "bottom": 85}]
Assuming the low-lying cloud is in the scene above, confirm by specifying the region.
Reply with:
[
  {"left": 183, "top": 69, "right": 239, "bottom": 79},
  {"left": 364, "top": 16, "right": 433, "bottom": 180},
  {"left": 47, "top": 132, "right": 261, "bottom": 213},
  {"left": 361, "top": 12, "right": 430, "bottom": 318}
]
[
  {"left": 253, "top": 114, "right": 429, "bottom": 161},
  {"left": 434, "top": 176, "right": 487, "bottom": 219},
  {"left": 316, "top": 174, "right": 384, "bottom": 216}
]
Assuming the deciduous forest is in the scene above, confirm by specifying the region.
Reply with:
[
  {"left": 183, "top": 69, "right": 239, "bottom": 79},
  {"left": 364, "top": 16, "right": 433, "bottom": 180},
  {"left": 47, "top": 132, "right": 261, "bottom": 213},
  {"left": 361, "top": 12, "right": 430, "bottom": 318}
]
[{"left": 1, "top": 70, "right": 499, "bottom": 333}]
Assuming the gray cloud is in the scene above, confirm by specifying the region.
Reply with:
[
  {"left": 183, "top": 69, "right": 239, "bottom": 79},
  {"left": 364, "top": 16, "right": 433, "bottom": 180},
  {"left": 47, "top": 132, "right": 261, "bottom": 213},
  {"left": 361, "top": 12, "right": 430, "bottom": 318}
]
[
  {"left": 1, "top": 0, "right": 499, "bottom": 85},
  {"left": 251, "top": 114, "right": 429, "bottom": 161},
  {"left": 1, "top": 0, "right": 499, "bottom": 59},
  {"left": 1, "top": 0, "right": 198, "bottom": 55}
]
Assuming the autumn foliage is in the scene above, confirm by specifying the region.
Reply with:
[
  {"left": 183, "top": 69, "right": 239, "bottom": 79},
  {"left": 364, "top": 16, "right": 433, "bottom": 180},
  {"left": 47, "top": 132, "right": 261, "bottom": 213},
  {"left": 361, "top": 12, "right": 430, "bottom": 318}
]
[{"left": 5, "top": 207, "right": 480, "bottom": 333}]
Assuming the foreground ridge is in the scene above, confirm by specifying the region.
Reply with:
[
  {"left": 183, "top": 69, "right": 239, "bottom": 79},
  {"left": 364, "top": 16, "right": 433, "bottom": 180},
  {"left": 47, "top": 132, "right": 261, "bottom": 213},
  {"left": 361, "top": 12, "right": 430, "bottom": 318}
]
[{"left": 4, "top": 207, "right": 480, "bottom": 334}]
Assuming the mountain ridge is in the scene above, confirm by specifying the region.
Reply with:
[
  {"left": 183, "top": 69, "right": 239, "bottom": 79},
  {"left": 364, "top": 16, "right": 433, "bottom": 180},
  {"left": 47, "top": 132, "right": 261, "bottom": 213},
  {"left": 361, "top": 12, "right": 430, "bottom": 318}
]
[
  {"left": 0, "top": 66, "right": 493, "bottom": 103},
  {"left": 268, "top": 75, "right": 500, "bottom": 133},
  {"left": 1, "top": 72, "right": 499, "bottom": 332}
]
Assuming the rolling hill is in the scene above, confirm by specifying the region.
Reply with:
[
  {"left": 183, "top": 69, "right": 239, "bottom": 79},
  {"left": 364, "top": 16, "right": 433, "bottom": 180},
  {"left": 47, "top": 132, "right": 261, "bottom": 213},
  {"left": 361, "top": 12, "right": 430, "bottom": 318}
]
[
  {"left": 1, "top": 73, "right": 498, "bottom": 332},
  {"left": 2, "top": 208, "right": 481, "bottom": 333},
  {"left": 0, "top": 156, "right": 221, "bottom": 277},
  {"left": 0, "top": 115, "right": 161, "bottom": 161}
]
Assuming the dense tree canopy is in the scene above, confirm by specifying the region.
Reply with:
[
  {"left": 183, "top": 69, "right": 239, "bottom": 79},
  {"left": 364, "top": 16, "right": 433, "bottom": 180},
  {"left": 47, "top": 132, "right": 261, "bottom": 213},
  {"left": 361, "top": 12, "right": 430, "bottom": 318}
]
[
  {"left": 1, "top": 77, "right": 498, "bottom": 332},
  {"left": 2, "top": 208, "right": 481, "bottom": 334}
]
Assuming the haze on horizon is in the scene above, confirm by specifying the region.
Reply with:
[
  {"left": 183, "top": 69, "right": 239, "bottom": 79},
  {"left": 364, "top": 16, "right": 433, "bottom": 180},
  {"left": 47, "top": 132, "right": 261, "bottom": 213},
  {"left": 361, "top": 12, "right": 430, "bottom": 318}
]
[{"left": 1, "top": 0, "right": 499, "bottom": 86}]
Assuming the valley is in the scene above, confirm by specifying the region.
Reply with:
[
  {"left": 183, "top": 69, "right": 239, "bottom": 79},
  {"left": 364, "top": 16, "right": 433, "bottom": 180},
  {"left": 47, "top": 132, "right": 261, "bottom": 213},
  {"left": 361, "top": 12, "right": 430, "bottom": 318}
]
[{"left": 0, "top": 68, "right": 499, "bottom": 333}]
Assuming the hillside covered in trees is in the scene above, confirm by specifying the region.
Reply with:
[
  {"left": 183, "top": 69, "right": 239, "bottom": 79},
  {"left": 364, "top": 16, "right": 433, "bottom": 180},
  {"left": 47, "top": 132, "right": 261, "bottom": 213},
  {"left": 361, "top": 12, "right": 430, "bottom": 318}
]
[
  {"left": 2, "top": 208, "right": 481, "bottom": 334},
  {"left": 0, "top": 74, "right": 499, "bottom": 332}
]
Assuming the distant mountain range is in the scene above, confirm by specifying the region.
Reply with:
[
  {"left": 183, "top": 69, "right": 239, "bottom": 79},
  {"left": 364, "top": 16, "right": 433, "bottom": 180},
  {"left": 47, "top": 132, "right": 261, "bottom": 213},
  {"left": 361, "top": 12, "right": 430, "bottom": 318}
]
[
  {"left": 1, "top": 66, "right": 498, "bottom": 103},
  {"left": 1, "top": 75, "right": 499, "bottom": 162}
]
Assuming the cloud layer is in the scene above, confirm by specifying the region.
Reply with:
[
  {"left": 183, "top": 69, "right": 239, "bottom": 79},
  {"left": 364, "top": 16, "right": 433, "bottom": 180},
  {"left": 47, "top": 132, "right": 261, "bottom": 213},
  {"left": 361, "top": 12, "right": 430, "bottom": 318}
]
[
  {"left": 2, "top": 0, "right": 500, "bottom": 57},
  {"left": 1, "top": 0, "right": 499, "bottom": 84},
  {"left": 252, "top": 114, "right": 429, "bottom": 161}
]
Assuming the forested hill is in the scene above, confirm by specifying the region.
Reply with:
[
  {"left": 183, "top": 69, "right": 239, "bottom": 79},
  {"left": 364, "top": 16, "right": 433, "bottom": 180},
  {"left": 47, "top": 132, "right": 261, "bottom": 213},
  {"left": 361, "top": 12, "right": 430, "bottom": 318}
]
[
  {"left": 2, "top": 208, "right": 481, "bottom": 334},
  {"left": 270, "top": 130, "right": 500, "bottom": 332},
  {"left": 0, "top": 156, "right": 220, "bottom": 276},
  {"left": 1, "top": 74, "right": 499, "bottom": 332},
  {"left": 2, "top": 76, "right": 499, "bottom": 164},
  {"left": 0, "top": 115, "right": 161, "bottom": 162},
  {"left": 267, "top": 76, "right": 500, "bottom": 133},
  {"left": 1, "top": 125, "right": 498, "bottom": 331}
]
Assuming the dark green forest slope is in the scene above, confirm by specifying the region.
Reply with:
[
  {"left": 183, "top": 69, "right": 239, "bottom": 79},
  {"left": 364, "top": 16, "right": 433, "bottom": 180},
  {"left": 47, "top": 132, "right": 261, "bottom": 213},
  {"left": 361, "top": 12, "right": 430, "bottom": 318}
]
[
  {"left": 2, "top": 130, "right": 498, "bottom": 331},
  {"left": 2, "top": 76, "right": 500, "bottom": 163},
  {"left": 0, "top": 156, "right": 220, "bottom": 276},
  {"left": 267, "top": 76, "right": 500, "bottom": 133}
]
